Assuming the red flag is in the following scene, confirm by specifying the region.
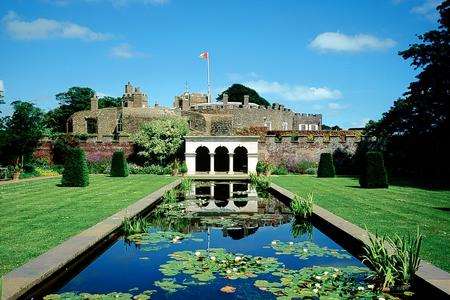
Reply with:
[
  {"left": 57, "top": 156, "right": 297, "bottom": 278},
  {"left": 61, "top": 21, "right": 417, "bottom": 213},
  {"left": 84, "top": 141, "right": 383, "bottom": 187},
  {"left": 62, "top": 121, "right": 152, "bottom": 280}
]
[{"left": 199, "top": 51, "right": 208, "bottom": 60}]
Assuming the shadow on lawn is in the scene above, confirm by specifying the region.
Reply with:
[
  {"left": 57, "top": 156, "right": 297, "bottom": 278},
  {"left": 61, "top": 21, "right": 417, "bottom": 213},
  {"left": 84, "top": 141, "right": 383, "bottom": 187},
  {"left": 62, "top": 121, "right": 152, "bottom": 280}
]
[{"left": 434, "top": 207, "right": 450, "bottom": 212}]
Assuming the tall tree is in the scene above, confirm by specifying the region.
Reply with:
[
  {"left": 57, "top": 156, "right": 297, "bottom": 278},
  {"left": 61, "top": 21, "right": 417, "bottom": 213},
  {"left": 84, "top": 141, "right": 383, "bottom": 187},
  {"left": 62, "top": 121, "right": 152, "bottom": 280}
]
[
  {"left": 365, "top": 1, "right": 449, "bottom": 179},
  {"left": 0, "top": 101, "right": 45, "bottom": 166},
  {"left": 99, "top": 96, "right": 123, "bottom": 108},
  {"left": 45, "top": 87, "right": 95, "bottom": 133},
  {"left": 217, "top": 84, "right": 270, "bottom": 107}
]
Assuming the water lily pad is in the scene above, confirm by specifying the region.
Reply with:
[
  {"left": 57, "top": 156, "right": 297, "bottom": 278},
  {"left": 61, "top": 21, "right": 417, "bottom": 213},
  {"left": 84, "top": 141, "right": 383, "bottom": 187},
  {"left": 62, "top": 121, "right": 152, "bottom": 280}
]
[
  {"left": 154, "top": 278, "right": 186, "bottom": 293},
  {"left": 267, "top": 240, "right": 352, "bottom": 260},
  {"left": 255, "top": 266, "right": 398, "bottom": 300},
  {"left": 159, "top": 248, "right": 282, "bottom": 285}
]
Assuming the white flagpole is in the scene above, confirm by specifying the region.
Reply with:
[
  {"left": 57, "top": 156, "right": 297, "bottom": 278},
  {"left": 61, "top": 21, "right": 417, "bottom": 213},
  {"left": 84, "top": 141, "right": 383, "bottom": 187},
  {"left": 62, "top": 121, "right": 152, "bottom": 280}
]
[{"left": 207, "top": 53, "right": 211, "bottom": 103}]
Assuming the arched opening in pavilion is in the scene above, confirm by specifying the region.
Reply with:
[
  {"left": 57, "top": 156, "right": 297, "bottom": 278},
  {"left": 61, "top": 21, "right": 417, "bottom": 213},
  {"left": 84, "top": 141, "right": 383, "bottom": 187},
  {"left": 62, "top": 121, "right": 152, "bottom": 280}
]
[
  {"left": 233, "top": 146, "right": 248, "bottom": 173},
  {"left": 195, "top": 146, "right": 210, "bottom": 172},
  {"left": 214, "top": 146, "right": 229, "bottom": 172}
]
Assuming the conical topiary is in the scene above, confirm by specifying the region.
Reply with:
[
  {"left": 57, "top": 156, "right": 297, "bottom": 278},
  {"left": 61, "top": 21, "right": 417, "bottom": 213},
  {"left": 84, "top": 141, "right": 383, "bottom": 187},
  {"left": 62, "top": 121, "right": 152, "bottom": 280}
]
[
  {"left": 110, "top": 149, "right": 129, "bottom": 177},
  {"left": 359, "top": 151, "right": 388, "bottom": 188},
  {"left": 317, "top": 153, "right": 335, "bottom": 178},
  {"left": 61, "top": 147, "right": 89, "bottom": 187}
]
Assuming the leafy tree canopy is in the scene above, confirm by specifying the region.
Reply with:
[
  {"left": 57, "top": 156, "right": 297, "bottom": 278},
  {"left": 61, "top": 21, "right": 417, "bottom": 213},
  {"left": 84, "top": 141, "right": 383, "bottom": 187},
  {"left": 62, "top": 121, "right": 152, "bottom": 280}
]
[
  {"left": 217, "top": 84, "right": 270, "bottom": 107},
  {"left": 132, "top": 118, "right": 189, "bottom": 165},
  {"left": 364, "top": 1, "right": 449, "bottom": 179},
  {"left": 0, "top": 101, "right": 45, "bottom": 165},
  {"left": 99, "top": 96, "right": 123, "bottom": 109},
  {"left": 322, "top": 124, "right": 342, "bottom": 130}
]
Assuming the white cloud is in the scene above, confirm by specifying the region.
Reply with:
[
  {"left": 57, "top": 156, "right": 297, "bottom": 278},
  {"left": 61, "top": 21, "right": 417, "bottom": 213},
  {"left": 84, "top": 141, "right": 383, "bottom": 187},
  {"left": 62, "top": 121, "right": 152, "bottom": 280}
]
[
  {"left": 411, "top": 0, "right": 440, "bottom": 21},
  {"left": 110, "top": 43, "right": 148, "bottom": 59},
  {"left": 310, "top": 32, "right": 396, "bottom": 52},
  {"left": 0, "top": 80, "right": 4, "bottom": 92},
  {"left": 245, "top": 79, "right": 342, "bottom": 102},
  {"left": 327, "top": 102, "right": 349, "bottom": 110},
  {"left": 2, "top": 11, "right": 113, "bottom": 41}
]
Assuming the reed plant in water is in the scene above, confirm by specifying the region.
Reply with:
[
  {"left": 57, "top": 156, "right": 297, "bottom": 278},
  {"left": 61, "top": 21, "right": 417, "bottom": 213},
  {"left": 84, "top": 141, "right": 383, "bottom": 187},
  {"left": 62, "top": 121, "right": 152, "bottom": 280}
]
[
  {"left": 163, "top": 189, "right": 178, "bottom": 203},
  {"left": 290, "top": 193, "right": 313, "bottom": 219},
  {"left": 122, "top": 217, "right": 150, "bottom": 236},
  {"left": 179, "top": 178, "right": 193, "bottom": 194},
  {"left": 362, "top": 228, "right": 423, "bottom": 290}
]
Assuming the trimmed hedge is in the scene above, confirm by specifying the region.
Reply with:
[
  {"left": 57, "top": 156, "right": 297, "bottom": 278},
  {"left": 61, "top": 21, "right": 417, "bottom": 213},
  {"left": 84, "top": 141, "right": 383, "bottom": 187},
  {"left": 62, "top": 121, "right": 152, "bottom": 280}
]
[
  {"left": 359, "top": 151, "right": 388, "bottom": 188},
  {"left": 110, "top": 150, "right": 129, "bottom": 177},
  {"left": 61, "top": 147, "right": 89, "bottom": 187},
  {"left": 317, "top": 153, "right": 335, "bottom": 178}
]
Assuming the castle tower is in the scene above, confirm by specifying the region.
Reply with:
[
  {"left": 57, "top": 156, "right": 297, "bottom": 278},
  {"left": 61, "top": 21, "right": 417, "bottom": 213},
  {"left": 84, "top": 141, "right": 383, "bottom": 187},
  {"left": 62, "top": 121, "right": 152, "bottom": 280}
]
[{"left": 123, "top": 82, "right": 148, "bottom": 108}]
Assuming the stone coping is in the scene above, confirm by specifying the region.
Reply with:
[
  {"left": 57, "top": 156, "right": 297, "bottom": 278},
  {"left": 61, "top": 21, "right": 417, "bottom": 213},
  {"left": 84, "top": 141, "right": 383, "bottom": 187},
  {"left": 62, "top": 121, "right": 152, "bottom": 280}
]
[
  {"left": 269, "top": 182, "right": 450, "bottom": 298},
  {"left": 1, "top": 179, "right": 181, "bottom": 300}
]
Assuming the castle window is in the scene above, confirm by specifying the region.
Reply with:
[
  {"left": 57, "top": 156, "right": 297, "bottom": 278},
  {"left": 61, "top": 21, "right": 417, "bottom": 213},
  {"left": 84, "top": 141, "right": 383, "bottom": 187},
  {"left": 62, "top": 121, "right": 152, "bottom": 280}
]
[
  {"left": 309, "top": 124, "right": 319, "bottom": 130},
  {"left": 86, "top": 118, "right": 98, "bottom": 134},
  {"left": 299, "top": 124, "right": 307, "bottom": 131},
  {"left": 282, "top": 122, "right": 288, "bottom": 131},
  {"left": 264, "top": 121, "right": 272, "bottom": 130}
]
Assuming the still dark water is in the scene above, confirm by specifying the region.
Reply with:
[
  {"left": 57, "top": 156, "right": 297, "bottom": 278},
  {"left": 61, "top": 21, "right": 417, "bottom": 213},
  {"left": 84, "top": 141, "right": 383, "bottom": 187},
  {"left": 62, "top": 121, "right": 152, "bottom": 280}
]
[{"left": 46, "top": 181, "right": 388, "bottom": 300}]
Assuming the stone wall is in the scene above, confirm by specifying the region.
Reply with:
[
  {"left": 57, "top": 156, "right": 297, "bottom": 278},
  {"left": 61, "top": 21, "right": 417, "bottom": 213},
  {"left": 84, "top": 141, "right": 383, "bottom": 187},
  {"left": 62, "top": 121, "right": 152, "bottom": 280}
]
[
  {"left": 258, "top": 131, "right": 362, "bottom": 166},
  {"left": 189, "top": 106, "right": 321, "bottom": 132},
  {"left": 33, "top": 139, "right": 134, "bottom": 164}
]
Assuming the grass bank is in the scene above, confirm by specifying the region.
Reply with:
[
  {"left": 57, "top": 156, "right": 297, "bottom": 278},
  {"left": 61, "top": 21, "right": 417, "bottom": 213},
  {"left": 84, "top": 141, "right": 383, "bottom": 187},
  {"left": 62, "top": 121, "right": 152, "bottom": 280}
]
[
  {"left": 272, "top": 175, "right": 450, "bottom": 272},
  {"left": 0, "top": 175, "right": 175, "bottom": 280}
]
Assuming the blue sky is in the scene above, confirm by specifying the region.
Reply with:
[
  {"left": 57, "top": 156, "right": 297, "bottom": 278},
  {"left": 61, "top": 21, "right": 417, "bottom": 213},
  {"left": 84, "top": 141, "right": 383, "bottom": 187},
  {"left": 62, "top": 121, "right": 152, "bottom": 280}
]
[{"left": 0, "top": 0, "right": 442, "bottom": 128}]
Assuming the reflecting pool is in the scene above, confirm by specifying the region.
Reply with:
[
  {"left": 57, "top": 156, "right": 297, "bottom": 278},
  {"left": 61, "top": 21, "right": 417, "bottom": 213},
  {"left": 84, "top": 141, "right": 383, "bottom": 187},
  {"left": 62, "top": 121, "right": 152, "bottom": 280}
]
[{"left": 44, "top": 181, "right": 397, "bottom": 299}]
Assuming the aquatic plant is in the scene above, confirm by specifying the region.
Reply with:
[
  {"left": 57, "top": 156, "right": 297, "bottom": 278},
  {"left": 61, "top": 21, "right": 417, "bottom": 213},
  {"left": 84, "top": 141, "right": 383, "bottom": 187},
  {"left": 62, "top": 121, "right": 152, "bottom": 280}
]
[
  {"left": 122, "top": 217, "right": 150, "bottom": 236},
  {"left": 159, "top": 248, "right": 282, "bottom": 285},
  {"left": 290, "top": 218, "right": 313, "bottom": 239},
  {"left": 154, "top": 278, "right": 187, "bottom": 293},
  {"left": 362, "top": 228, "right": 423, "bottom": 290},
  {"left": 249, "top": 173, "right": 271, "bottom": 198},
  {"left": 162, "top": 189, "right": 178, "bottom": 203},
  {"left": 44, "top": 291, "right": 154, "bottom": 300},
  {"left": 179, "top": 178, "right": 193, "bottom": 193},
  {"left": 290, "top": 193, "right": 313, "bottom": 218},
  {"left": 267, "top": 240, "right": 351, "bottom": 260},
  {"left": 254, "top": 266, "right": 391, "bottom": 299}
]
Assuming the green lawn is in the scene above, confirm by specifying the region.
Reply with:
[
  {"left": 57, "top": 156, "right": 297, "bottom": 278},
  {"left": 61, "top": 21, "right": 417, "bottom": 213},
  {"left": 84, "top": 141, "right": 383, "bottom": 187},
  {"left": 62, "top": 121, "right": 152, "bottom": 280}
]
[
  {"left": 0, "top": 175, "right": 175, "bottom": 279},
  {"left": 272, "top": 175, "right": 450, "bottom": 272}
]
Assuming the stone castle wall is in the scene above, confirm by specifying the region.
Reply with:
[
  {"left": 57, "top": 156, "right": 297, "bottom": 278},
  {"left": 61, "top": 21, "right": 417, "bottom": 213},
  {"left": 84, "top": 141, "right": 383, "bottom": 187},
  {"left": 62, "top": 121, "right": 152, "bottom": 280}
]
[
  {"left": 258, "top": 131, "right": 361, "bottom": 165},
  {"left": 187, "top": 105, "right": 321, "bottom": 133}
]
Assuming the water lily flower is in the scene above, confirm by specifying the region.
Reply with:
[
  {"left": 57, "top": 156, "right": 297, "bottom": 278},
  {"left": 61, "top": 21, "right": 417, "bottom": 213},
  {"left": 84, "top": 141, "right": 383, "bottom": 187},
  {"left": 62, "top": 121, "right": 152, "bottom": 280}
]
[
  {"left": 315, "top": 276, "right": 321, "bottom": 280},
  {"left": 314, "top": 283, "right": 321, "bottom": 288},
  {"left": 313, "top": 288, "right": 318, "bottom": 293},
  {"left": 367, "top": 284, "right": 375, "bottom": 290},
  {"left": 195, "top": 251, "right": 201, "bottom": 257},
  {"left": 232, "top": 267, "right": 238, "bottom": 272},
  {"left": 210, "top": 256, "right": 216, "bottom": 261},
  {"left": 323, "top": 271, "right": 329, "bottom": 275},
  {"left": 221, "top": 260, "right": 226, "bottom": 263},
  {"left": 378, "top": 298, "right": 385, "bottom": 300},
  {"left": 226, "top": 269, "right": 232, "bottom": 274},
  {"left": 332, "top": 274, "right": 338, "bottom": 278},
  {"left": 303, "top": 248, "right": 308, "bottom": 253},
  {"left": 333, "top": 268, "right": 339, "bottom": 272},
  {"left": 234, "top": 256, "right": 242, "bottom": 262},
  {"left": 288, "top": 242, "right": 294, "bottom": 245},
  {"left": 271, "top": 241, "right": 277, "bottom": 245},
  {"left": 357, "top": 286, "right": 364, "bottom": 291}
]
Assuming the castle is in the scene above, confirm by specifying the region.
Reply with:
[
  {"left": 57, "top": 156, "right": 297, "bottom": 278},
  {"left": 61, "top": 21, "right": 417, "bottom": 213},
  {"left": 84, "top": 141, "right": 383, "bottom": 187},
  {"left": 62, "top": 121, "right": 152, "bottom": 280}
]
[{"left": 68, "top": 82, "right": 323, "bottom": 138}]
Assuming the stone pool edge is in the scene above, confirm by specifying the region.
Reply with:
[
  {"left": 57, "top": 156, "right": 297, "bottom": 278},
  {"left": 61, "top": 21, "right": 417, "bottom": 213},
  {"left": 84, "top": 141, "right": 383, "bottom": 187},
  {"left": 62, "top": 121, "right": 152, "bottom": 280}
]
[
  {"left": 1, "top": 178, "right": 181, "bottom": 300},
  {"left": 269, "top": 182, "right": 450, "bottom": 298}
]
